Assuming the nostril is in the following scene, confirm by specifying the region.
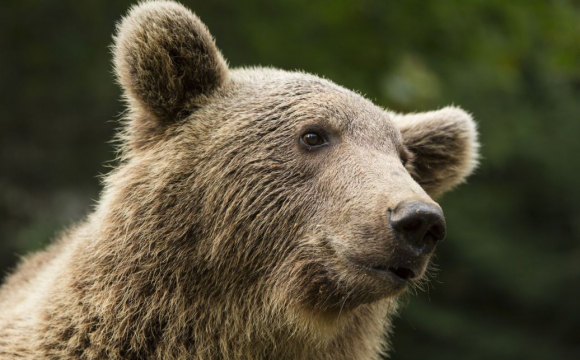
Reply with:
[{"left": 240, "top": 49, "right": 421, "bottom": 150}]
[
  {"left": 402, "top": 219, "right": 422, "bottom": 232},
  {"left": 427, "top": 222, "right": 446, "bottom": 242}
]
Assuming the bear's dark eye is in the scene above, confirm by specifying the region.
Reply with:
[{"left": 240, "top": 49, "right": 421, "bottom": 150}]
[
  {"left": 301, "top": 132, "right": 325, "bottom": 147},
  {"left": 400, "top": 151, "right": 409, "bottom": 166}
]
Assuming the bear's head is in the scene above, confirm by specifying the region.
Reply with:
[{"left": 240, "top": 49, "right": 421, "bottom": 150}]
[{"left": 110, "top": 1, "right": 478, "bottom": 322}]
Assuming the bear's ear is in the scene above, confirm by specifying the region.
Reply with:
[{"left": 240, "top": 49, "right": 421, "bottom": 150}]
[
  {"left": 392, "top": 107, "right": 480, "bottom": 198},
  {"left": 113, "top": 1, "right": 228, "bottom": 130}
]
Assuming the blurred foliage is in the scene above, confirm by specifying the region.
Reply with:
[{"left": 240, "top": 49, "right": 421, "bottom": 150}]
[{"left": 1, "top": 0, "right": 579, "bottom": 359}]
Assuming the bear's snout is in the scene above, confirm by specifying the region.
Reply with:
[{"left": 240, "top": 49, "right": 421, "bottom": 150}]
[
  {"left": 389, "top": 200, "right": 446, "bottom": 255},
  {"left": 337, "top": 200, "right": 447, "bottom": 296}
]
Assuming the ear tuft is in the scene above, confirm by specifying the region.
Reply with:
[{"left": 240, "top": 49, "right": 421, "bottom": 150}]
[
  {"left": 393, "top": 106, "right": 480, "bottom": 198},
  {"left": 113, "top": 1, "right": 228, "bottom": 122}
]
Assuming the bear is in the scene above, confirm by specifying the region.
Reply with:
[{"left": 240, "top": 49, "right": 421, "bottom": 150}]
[{"left": 0, "top": 1, "right": 479, "bottom": 359}]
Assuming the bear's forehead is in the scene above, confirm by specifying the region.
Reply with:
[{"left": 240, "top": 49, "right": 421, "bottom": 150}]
[{"left": 223, "top": 68, "right": 401, "bottom": 146}]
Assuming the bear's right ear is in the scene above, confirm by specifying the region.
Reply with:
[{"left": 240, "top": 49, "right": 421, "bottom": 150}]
[{"left": 113, "top": 1, "right": 228, "bottom": 145}]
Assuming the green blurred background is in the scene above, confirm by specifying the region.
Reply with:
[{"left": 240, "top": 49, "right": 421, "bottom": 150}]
[{"left": 1, "top": 0, "right": 579, "bottom": 359}]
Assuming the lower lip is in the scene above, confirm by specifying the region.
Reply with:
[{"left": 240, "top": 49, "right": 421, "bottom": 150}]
[
  {"left": 352, "top": 263, "right": 413, "bottom": 287},
  {"left": 368, "top": 267, "right": 411, "bottom": 284}
]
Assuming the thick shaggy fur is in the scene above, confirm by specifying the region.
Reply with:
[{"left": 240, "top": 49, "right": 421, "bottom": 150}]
[{"left": 0, "top": 2, "right": 479, "bottom": 359}]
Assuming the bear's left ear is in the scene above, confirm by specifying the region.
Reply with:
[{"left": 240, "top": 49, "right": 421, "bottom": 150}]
[
  {"left": 113, "top": 1, "right": 228, "bottom": 144},
  {"left": 392, "top": 107, "right": 480, "bottom": 198}
]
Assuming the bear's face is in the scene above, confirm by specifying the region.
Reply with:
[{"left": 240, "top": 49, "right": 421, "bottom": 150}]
[{"left": 113, "top": 1, "right": 478, "bottom": 316}]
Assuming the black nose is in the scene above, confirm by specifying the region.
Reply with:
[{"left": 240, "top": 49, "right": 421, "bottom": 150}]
[{"left": 389, "top": 200, "right": 446, "bottom": 253}]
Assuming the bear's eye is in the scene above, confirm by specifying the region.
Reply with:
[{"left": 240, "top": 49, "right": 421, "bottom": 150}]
[
  {"left": 400, "top": 155, "right": 408, "bottom": 166},
  {"left": 400, "top": 150, "right": 409, "bottom": 166},
  {"left": 301, "top": 132, "right": 325, "bottom": 147}
]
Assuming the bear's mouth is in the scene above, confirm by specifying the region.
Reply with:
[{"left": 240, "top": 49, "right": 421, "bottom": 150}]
[
  {"left": 388, "top": 266, "right": 416, "bottom": 280},
  {"left": 343, "top": 252, "right": 424, "bottom": 285},
  {"left": 347, "top": 258, "right": 420, "bottom": 284},
  {"left": 373, "top": 265, "right": 416, "bottom": 281}
]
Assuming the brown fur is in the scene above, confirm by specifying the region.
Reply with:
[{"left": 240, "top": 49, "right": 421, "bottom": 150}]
[{"left": 0, "top": 1, "right": 479, "bottom": 359}]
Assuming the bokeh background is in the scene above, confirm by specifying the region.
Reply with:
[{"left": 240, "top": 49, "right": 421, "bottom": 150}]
[{"left": 1, "top": 0, "right": 579, "bottom": 359}]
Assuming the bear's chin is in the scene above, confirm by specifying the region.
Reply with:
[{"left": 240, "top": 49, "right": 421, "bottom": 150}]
[
  {"left": 294, "top": 281, "right": 404, "bottom": 332},
  {"left": 298, "top": 262, "right": 413, "bottom": 318}
]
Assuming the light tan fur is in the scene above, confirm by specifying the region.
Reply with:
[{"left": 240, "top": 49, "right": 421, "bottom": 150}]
[{"left": 0, "top": 1, "right": 479, "bottom": 359}]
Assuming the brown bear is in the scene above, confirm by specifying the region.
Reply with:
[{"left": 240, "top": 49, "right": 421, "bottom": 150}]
[{"left": 0, "top": 1, "right": 479, "bottom": 359}]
